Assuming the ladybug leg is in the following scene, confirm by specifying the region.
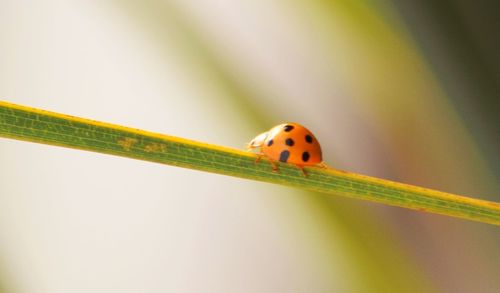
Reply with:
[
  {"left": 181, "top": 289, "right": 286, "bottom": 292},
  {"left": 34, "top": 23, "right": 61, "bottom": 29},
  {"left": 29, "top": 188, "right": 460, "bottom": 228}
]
[
  {"left": 253, "top": 148, "right": 267, "bottom": 164},
  {"left": 268, "top": 159, "right": 279, "bottom": 172},
  {"left": 295, "top": 165, "right": 308, "bottom": 177},
  {"left": 254, "top": 153, "right": 263, "bottom": 164},
  {"left": 318, "top": 162, "right": 329, "bottom": 169},
  {"left": 254, "top": 152, "right": 279, "bottom": 172}
]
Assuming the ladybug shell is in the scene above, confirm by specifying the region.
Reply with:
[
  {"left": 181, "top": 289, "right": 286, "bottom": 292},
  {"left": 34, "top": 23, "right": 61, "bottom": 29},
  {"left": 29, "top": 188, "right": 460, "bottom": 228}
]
[{"left": 261, "top": 123, "right": 322, "bottom": 166}]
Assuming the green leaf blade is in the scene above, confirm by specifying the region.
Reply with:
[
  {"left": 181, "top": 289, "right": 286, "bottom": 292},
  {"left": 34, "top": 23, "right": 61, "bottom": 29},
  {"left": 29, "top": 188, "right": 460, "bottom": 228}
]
[{"left": 1, "top": 100, "right": 499, "bottom": 225}]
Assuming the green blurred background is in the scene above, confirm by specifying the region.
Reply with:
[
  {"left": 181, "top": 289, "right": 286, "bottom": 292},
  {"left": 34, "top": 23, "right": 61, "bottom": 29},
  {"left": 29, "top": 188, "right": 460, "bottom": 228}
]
[{"left": 0, "top": 1, "right": 499, "bottom": 292}]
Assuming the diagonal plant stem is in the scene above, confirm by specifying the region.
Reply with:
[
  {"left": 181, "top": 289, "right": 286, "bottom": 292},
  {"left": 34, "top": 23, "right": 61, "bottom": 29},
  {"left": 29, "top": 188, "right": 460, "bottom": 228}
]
[{"left": 1, "top": 100, "right": 499, "bottom": 225}]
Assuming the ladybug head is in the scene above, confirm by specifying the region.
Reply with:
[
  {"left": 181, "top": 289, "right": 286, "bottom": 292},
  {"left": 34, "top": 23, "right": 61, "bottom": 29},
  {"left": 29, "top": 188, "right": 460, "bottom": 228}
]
[{"left": 247, "top": 131, "right": 269, "bottom": 150}]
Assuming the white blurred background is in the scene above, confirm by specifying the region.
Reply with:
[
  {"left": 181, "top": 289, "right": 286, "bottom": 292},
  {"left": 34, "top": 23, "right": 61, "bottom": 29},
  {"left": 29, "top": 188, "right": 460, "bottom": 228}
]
[{"left": 1, "top": 1, "right": 499, "bottom": 292}]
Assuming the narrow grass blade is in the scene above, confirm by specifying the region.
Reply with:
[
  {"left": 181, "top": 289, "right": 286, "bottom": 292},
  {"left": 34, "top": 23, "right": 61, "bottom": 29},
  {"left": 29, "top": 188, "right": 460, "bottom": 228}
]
[{"left": 1, "top": 100, "right": 499, "bottom": 225}]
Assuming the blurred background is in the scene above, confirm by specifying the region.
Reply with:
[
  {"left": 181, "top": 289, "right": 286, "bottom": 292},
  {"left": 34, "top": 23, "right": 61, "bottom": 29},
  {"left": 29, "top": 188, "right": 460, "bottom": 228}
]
[{"left": 0, "top": 0, "right": 499, "bottom": 292}]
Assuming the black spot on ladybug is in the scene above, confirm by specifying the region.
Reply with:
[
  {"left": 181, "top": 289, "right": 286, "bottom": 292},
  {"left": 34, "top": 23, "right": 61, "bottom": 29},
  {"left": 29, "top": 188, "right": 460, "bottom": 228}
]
[
  {"left": 279, "top": 150, "right": 290, "bottom": 162},
  {"left": 285, "top": 138, "right": 294, "bottom": 146},
  {"left": 302, "top": 151, "right": 310, "bottom": 162},
  {"left": 305, "top": 135, "right": 313, "bottom": 143},
  {"left": 267, "top": 139, "right": 274, "bottom": 147},
  {"left": 283, "top": 125, "right": 294, "bottom": 132}
]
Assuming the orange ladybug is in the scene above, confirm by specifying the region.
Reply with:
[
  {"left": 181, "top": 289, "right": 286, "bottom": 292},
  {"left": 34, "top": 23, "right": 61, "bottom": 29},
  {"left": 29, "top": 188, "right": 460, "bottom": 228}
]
[{"left": 247, "top": 123, "right": 326, "bottom": 176}]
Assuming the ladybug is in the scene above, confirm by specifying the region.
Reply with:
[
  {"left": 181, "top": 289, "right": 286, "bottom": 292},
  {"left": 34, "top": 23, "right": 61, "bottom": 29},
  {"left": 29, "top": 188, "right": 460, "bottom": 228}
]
[{"left": 247, "top": 123, "right": 327, "bottom": 176}]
